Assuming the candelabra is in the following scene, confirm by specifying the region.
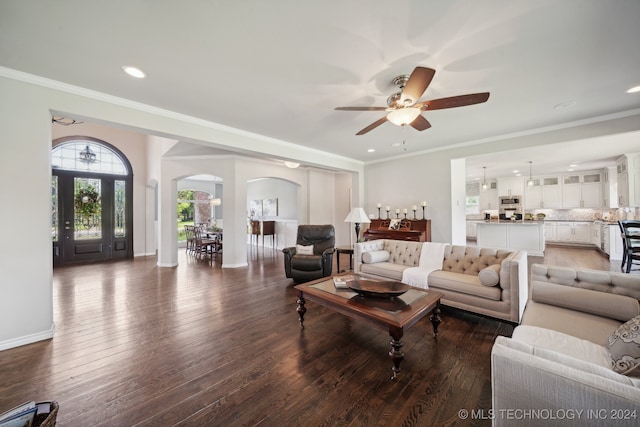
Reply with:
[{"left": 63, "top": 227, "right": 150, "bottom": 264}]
[
  {"left": 386, "top": 207, "right": 390, "bottom": 219},
  {"left": 377, "top": 207, "right": 381, "bottom": 219},
  {"left": 422, "top": 205, "right": 426, "bottom": 220},
  {"left": 412, "top": 208, "right": 417, "bottom": 219}
]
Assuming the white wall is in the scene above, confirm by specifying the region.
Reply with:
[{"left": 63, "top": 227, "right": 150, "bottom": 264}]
[
  {"left": 0, "top": 73, "right": 363, "bottom": 351},
  {"left": 247, "top": 177, "right": 299, "bottom": 220}
]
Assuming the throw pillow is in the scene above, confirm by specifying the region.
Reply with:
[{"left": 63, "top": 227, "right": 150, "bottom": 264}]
[
  {"left": 478, "top": 264, "right": 501, "bottom": 287},
  {"left": 362, "top": 250, "right": 390, "bottom": 264},
  {"left": 296, "top": 244, "right": 314, "bottom": 255},
  {"left": 608, "top": 315, "right": 640, "bottom": 376}
]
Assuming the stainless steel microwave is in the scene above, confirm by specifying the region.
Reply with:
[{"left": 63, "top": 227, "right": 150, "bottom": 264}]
[{"left": 500, "top": 196, "right": 521, "bottom": 205}]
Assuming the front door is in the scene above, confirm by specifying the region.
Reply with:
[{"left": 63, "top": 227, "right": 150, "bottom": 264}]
[{"left": 52, "top": 171, "right": 132, "bottom": 266}]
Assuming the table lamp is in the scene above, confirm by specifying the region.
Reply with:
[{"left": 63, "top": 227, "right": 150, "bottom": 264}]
[{"left": 344, "top": 207, "right": 371, "bottom": 242}]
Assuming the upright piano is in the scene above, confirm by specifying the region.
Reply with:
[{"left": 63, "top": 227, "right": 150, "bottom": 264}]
[{"left": 363, "top": 219, "right": 431, "bottom": 242}]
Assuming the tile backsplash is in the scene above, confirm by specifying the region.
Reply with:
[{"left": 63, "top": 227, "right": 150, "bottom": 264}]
[{"left": 468, "top": 207, "right": 640, "bottom": 221}]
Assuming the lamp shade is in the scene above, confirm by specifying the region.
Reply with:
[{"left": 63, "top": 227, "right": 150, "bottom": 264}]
[{"left": 344, "top": 207, "right": 371, "bottom": 224}]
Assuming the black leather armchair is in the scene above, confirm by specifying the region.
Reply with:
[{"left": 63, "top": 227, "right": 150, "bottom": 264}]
[{"left": 283, "top": 225, "right": 335, "bottom": 283}]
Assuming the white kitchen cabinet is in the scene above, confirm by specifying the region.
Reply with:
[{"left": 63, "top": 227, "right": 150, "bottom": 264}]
[
  {"left": 602, "top": 166, "right": 618, "bottom": 208},
  {"left": 466, "top": 220, "right": 477, "bottom": 239},
  {"left": 480, "top": 181, "right": 498, "bottom": 211},
  {"left": 524, "top": 179, "right": 541, "bottom": 209},
  {"left": 562, "top": 172, "right": 602, "bottom": 208},
  {"left": 608, "top": 224, "right": 625, "bottom": 261},
  {"left": 525, "top": 176, "right": 560, "bottom": 209},
  {"left": 556, "top": 222, "right": 591, "bottom": 244},
  {"left": 617, "top": 153, "right": 640, "bottom": 207},
  {"left": 497, "top": 176, "right": 524, "bottom": 197},
  {"left": 591, "top": 223, "right": 601, "bottom": 246},
  {"left": 477, "top": 222, "right": 545, "bottom": 256},
  {"left": 544, "top": 222, "right": 557, "bottom": 242}
]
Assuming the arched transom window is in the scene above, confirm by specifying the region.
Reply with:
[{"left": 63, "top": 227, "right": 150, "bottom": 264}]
[{"left": 52, "top": 139, "right": 129, "bottom": 175}]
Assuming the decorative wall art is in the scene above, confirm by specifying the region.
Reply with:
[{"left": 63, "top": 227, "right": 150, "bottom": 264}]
[
  {"left": 262, "top": 198, "right": 278, "bottom": 217},
  {"left": 249, "top": 199, "right": 262, "bottom": 217}
]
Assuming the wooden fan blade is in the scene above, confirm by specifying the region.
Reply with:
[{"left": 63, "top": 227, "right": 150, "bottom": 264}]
[
  {"left": 335, "top": 106, "right": 388, "bottom": 111},
  {"left": 417, "top": 92, "right": 490, "bottom": 110},
  {"left": 356, "top": 116, "right": 388, "bottom": 135},
  {"left": 410, "top": 114, "right": 431, "bottom": 131},
  {"left": 400, "top": 67, "right": 436, "bottom": 105}
]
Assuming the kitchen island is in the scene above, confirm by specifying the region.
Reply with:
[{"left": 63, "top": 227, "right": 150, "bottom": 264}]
[{"left": 476, "top": 220, "right": 545, "bottom": 256}]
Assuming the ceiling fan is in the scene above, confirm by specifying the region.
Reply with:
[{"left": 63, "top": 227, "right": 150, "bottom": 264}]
[{"left": 335, "top": 66, "right": 490, "bottom": 135}]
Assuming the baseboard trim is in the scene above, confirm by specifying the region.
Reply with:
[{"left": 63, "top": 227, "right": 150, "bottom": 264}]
[
  {"left": 222, "top": 262, "right": 249, "bottom": 268},
  {"left": 0, "top": 323, "right": 55, "bottom": 351}
]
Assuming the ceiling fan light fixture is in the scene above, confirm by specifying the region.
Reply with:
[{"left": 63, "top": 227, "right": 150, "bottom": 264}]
[{"left": 386, "top": 107, "right": 421, "bottom": 126}]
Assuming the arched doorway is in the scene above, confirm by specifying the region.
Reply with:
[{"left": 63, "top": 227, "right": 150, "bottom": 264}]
[{"left": 51, "top": 137, "right": 133, "bottom": 266}]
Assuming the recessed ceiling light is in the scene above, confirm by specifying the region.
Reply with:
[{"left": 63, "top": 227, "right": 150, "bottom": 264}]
[
  {"left": 512, "top": 170, "right": 519, "bottom": 173},
  {"left": 122, "top": 66, "right": 146, "bottom": 79},
  {"left": 627, "top": 85, "right": 640, "bottom": 94},
  {"left": 554, "top": 101, "right": 576, "bottom": 110},
  {"left": 569, "top": 164, "right": 578, "bottom": 167},
  {"left": 568, "top": 168, "right": 574, "bottom": 172},
  {"left": 391, "top": 142, "right": 401, "bottom": 147},
  {"left": 367, "top": 148, "right": 375, "bottom": 153},
  {"left": 515, "top": 173, "right": 521, "bottom": 176}
]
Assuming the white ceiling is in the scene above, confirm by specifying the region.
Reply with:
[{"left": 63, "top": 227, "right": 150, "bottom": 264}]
[{"left": 1, "top": 0, "right": 639, "bottom": 174}]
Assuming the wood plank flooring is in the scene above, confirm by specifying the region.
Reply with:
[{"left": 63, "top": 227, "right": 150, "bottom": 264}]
[{"left": 0, "top": 246, "right": 624, "bottom": 426}]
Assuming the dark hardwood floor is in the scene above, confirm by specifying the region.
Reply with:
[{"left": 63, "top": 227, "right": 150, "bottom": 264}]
[{"left": 0, "top": 245, "right": 623, "bottom": 426}]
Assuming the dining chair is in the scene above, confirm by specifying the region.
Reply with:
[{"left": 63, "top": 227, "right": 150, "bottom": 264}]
[
  {"left": 193, "top": 226, "right": 216, "bottom": 259},
  {"left": 184, "top": 225, "right": 196, "bottom": 254},
  {"left": 620, "top": 220, "right": 640, "bottom": 273}
]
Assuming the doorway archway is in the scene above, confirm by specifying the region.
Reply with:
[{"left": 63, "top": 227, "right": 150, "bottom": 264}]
[{"left": 51, "top": 136, "right": 133, "bottom": 266}]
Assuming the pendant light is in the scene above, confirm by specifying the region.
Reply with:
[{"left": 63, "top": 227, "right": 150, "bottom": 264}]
[
  {"left": 527, "top": 161, "right": 534, "bottom": 186},
  {"left": 482, "top": 166, "right": 488, "bottom": 190}
]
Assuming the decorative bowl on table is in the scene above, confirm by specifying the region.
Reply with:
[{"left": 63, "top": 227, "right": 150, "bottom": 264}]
[{"left": 348, "top": 280, "right": 410, "bottom": 299}]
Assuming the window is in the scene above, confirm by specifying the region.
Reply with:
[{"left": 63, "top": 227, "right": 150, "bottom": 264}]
[{"left": 51, "top": 140, "right": 128, "bottom": 174}]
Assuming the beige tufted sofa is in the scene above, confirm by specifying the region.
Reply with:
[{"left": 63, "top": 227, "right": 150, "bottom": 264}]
[
  {"left": 354, "top": 240, "right": 528, "bottom": 323},
  {"left": 492, "top": 264, "right": 640, "bottom": 426}
]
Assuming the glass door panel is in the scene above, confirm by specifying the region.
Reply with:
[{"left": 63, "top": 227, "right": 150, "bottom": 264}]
[{"left": 74, "top": 177, "right": 102, "bottom": 240}]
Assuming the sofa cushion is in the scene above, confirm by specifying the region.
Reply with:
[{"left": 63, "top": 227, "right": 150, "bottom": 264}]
[
  {"left": 531, "top": 280, "right": 640, "bottom": 322},
  {"left": 478, "top": 264, "right": 501, "bottom": 287},
  {"left": 296, "top": 244, "right": 314, "bottom": 255},
  {"left": 512, "top": 325, "right": 611, "bottom": 368},
  {"left": 382, "top": 240, "right": 422, "bottom": 267},
  {"left": 428, "top": 270, "right": 501, "bottom": 301},
  {"left": 360, "top": 262, "right": 406, "bottom": 281},
  {"left": 531, "top": 263, "right": 640, "bottom": 299},
  {"left": 608, "top": 315, "right": 640, "bottom": 376},
  {"left": 521, "top": 300, "right": 623, "bottom": 345},
  {"left": 362, "top": 250, "right": 390, "bottom": 264},
  {"left": 441, "top": 245, "right": 510, "bottom": 276}
]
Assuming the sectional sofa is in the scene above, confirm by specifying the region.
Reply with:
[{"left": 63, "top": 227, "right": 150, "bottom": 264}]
[
  {"left": 491, "top": 264, "right": 640, "bottom": 426},
  {"left": 354, "top": 239, "right": 528, "bottom": 323}
]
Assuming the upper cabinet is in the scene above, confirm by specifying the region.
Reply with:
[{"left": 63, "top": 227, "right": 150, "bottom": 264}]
[
  {"left": 602, "top": 166, "right": 618, "bottom": 208},
  {"left": 617, "top": 153, "right": 640, "bottom": 207},
  {"left": 525, "top": 176, "right": 561, "bottom": 209},
  {"left": 562, "top": 172, "right": 602, "bottom": 208},
  {"left": 480, "top": 180, "right": 498, "bottom": 211},
  {"left": 497, "top": 176, "right": 524, "bottom": 197}
]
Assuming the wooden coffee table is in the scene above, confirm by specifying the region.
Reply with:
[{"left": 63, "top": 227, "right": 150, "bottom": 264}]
[{"left": 295, "top": 275, "right": 443, "bottom": 380}]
